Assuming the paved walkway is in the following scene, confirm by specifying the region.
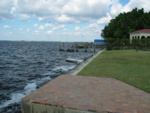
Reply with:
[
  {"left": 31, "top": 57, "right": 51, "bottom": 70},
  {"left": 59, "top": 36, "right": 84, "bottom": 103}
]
[{"left": 22, "top": 75, "right": 150, "bottom": 113}]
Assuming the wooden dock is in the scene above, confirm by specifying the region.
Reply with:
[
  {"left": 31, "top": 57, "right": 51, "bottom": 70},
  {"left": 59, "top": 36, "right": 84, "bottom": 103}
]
[{"left": 59, "top": 42, "right": 105, "bottom": 52}]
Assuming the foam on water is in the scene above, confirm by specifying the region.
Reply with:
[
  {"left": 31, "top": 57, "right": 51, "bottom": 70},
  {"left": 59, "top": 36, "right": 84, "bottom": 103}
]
[
  {"left": 24, "top": 82, "right": 37, "bottom": 95},
  {"left": 36, "top": 76, "right": 51, "bottom": 87},
  {"left": 40, "top": 76, "right": 51, "bottom": 81},
  {"left": 0, "top": 82, "right": 37, "bottom": 109},
  {"left": 0, "top": 76, "right": 52, "bottom": 109},
  {"left": 0, "top": 93, "right": 25, "bottom": 109},
  {"left": 42, "top": 71, "right": 56, "bottom": 76},
  {"left": 52, "top": 65, "right": 76, "bottom": 72}
]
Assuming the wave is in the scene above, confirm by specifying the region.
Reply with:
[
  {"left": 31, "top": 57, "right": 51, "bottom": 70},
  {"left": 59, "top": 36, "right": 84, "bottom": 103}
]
[
  {"left": 0, "top": 82, "right": 37, "bottom": 109},
  {"left": 52, "top": 65, "right": 76, "bottom": 72}
]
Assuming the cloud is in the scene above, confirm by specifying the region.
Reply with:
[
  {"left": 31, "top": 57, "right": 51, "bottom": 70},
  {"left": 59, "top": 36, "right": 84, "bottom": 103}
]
[
  {"left": 102, "top": 0, "right": 150, "bottom": 25},
  {"left": 3, "top": 25, "right": 12, "bottom": 29},
  {"left": 0, "top": 0, "right": 112, "bottom": 23},
  {"left": 52, "top": 25, "right": 66, "bottom": 31},
  {"left": 63, "top": 28, "right": 67, "bottom": 31},
  {"left": 15, "top": 0, "right": 50, "bottom": 16},
  {"left": 38, "top": 26, "right": 45, "bottom": 31},
  {"left": 58, "top": 0, "right": 112, "bottom": 23},
  {"left": 55, "top": 14, "right": 79, "bottom": 23},
  {"left": 0, "top": 0, "right": 15, "bottom": 20},
  {"left": 47, "top": 30, "right": 53, "bottom": 34},
  {"left": 109, "top": 0, "right": 123, "bottom": 17},
  {"left": 34, "top": 30, "right": 40, "bottom": 33},
  {"left": 18, "top": 14, "right": 30, "bottom": 21},
  {"left": 1, "top": 0, "right": 150, "bottom": 42},
  {"left": 87, "top": 23, "right": 101, "bottom": 33},
  {"left": 73, "top": 23, "right": 101, "bottom": 37},
  {"left": 19, "top": 28, "right": 23, "bottom": 31},
  {"left": 75, "top": 27, "right": 81, "bottom": 31},
  {"left": 122, "top": 0, "right": 150, "bottom": 12},
  {"left": 109, "top": 0, "right": 150, "bottom": 18},
  {"left": 27, "top": 29, "right": 30, "bottom": 32},
  {"left": 97, "top": 13, "right": 112, "bottom": 24},
  {"left": 74, "top": 23, "right": 101, "bottom": 33},
  {"left": 1, "top": 0, "right": 150, "bottom": 24},
  {"left": 63, "top": 0, "right": 111, "bottom": 18},
  {"left": 33, "top": 24, "right": 38, "bottom": 27},
  {"left": 14, "top": 0, "right": 62, "bottom": 21},
  {"left": 33, "top": 23, "right": 53, "bottom": 31},
  {"left": 45, "top": 23, "right": 53, "bottom": 28}
]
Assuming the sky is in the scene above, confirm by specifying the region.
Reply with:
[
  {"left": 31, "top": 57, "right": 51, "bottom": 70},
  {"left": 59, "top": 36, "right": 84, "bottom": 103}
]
[{"left": 0, "top": 0, "right": 150, "bottom": 42}]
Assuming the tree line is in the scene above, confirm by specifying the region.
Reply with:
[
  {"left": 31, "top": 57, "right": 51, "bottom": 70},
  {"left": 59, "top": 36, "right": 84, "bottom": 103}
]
[{"left": 101, "top": 8, "right": 150, "bottom": 39}]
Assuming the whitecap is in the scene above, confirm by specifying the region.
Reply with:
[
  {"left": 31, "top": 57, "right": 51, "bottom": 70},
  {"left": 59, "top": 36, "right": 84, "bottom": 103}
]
[
  {"left": 0, "top": 82, "right": 37, "bottom": 109},
  {"left": 0, "top": 93, "right": 25, "bottom": 109},
  {"left": 36, "top": 76, "right": 51, "bottom": 87},
  {"left": 42, "top": 71, "right": 56, "bottom": 76},
  {"left": 24, "top": 82, "right": 37, "bottom": 95},
  {"left": 52, "top": 65, "right": 76, "bottom": 72}
]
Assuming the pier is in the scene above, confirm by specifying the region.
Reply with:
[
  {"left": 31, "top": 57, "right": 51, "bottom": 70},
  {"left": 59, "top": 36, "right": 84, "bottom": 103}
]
[
  {"left": 59, "top": 42, "right": 105, "bottom": 52},
  {"left": 22, "top": 75, "right": 150, "bottom": 113}
]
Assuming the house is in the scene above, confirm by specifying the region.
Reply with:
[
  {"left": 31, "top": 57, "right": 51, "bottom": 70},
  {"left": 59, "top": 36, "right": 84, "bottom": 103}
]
[{"left": 130, "top": 29, "right": 150, "bottom": 40}]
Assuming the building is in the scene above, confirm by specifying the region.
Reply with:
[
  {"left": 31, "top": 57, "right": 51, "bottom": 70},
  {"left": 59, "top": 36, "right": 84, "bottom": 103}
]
[
  {"left": 130, "top": 29, "right": 150, "bottom": 40},
  {"left": 94, "top": 39, "right": 105, "bottom": 43}
]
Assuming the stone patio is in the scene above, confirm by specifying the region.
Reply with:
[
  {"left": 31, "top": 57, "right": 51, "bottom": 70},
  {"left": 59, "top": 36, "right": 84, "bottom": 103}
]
[{"left": 22, "top": 75, "right": 150, "bottom": 113}]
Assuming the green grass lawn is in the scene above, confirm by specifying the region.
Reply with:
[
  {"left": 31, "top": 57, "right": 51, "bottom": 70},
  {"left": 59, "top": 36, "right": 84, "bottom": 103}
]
[{"left": 78, "top": 50, "right": 150, "bottom": 93}]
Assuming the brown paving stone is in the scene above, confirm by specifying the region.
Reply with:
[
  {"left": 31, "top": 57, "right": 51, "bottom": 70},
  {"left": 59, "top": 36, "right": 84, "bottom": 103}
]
[{"left": 22, "top": 75, "right": 150, "bottom": 113}]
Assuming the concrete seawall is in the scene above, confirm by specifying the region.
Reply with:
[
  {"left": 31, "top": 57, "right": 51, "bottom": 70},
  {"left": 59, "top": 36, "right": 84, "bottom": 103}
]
[
  {"left": 67, "top": 50, "right": 104, "bottom": 75},
  {"left": 22, "top": 102, "right": 95, "bottom": 113}
]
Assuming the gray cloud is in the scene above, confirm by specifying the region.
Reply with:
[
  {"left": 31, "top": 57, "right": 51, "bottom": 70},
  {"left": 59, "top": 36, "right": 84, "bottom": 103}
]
[
  {"left": 0, "top": 0, "right": 111, "bottom": 23},
  {"left": 62, "top": 0, "right": 111, "bottom": 19},
  {"left": 0, "top": 0, "right": 150, "bottom": 24},
  {"left": 0, "top": 0, "right": 15, "bottom": 20}
]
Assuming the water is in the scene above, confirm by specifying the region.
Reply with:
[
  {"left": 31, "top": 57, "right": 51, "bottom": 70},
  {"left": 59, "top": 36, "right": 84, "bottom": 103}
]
[{"left": 0, "top": 41, "right": 99, "bottom": 113}]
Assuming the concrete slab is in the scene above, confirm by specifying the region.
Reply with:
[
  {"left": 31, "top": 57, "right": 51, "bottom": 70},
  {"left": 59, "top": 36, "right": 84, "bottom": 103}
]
[{"left": 22, "top": 75, "right": 150, "bottom": 113}]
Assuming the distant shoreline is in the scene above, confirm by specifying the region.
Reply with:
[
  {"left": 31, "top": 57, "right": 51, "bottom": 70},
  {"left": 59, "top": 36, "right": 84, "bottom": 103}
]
[{"left": 0, "top": 40, "right": 94, "bottom": 43}]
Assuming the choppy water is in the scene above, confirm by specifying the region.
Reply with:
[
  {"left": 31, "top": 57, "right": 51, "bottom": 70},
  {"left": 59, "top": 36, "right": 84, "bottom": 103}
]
[{"left": 0, "top": 41, "right": 99, "bottom": 113}]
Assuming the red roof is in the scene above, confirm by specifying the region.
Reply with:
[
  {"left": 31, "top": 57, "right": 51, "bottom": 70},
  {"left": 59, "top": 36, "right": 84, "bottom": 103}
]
[{"left": 130, "top": 29, "right": 150, "bottom": 34}]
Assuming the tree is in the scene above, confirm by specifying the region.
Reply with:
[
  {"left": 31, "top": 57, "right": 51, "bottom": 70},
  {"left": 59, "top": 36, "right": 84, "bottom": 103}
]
[{"left": 101, "top": 8, "right": 150, "bottom": 39}]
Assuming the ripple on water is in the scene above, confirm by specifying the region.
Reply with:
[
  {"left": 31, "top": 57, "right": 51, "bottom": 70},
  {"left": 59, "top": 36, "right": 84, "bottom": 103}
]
[{"left": 0, "top": 41, "right": 98, "bottom": 113}]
